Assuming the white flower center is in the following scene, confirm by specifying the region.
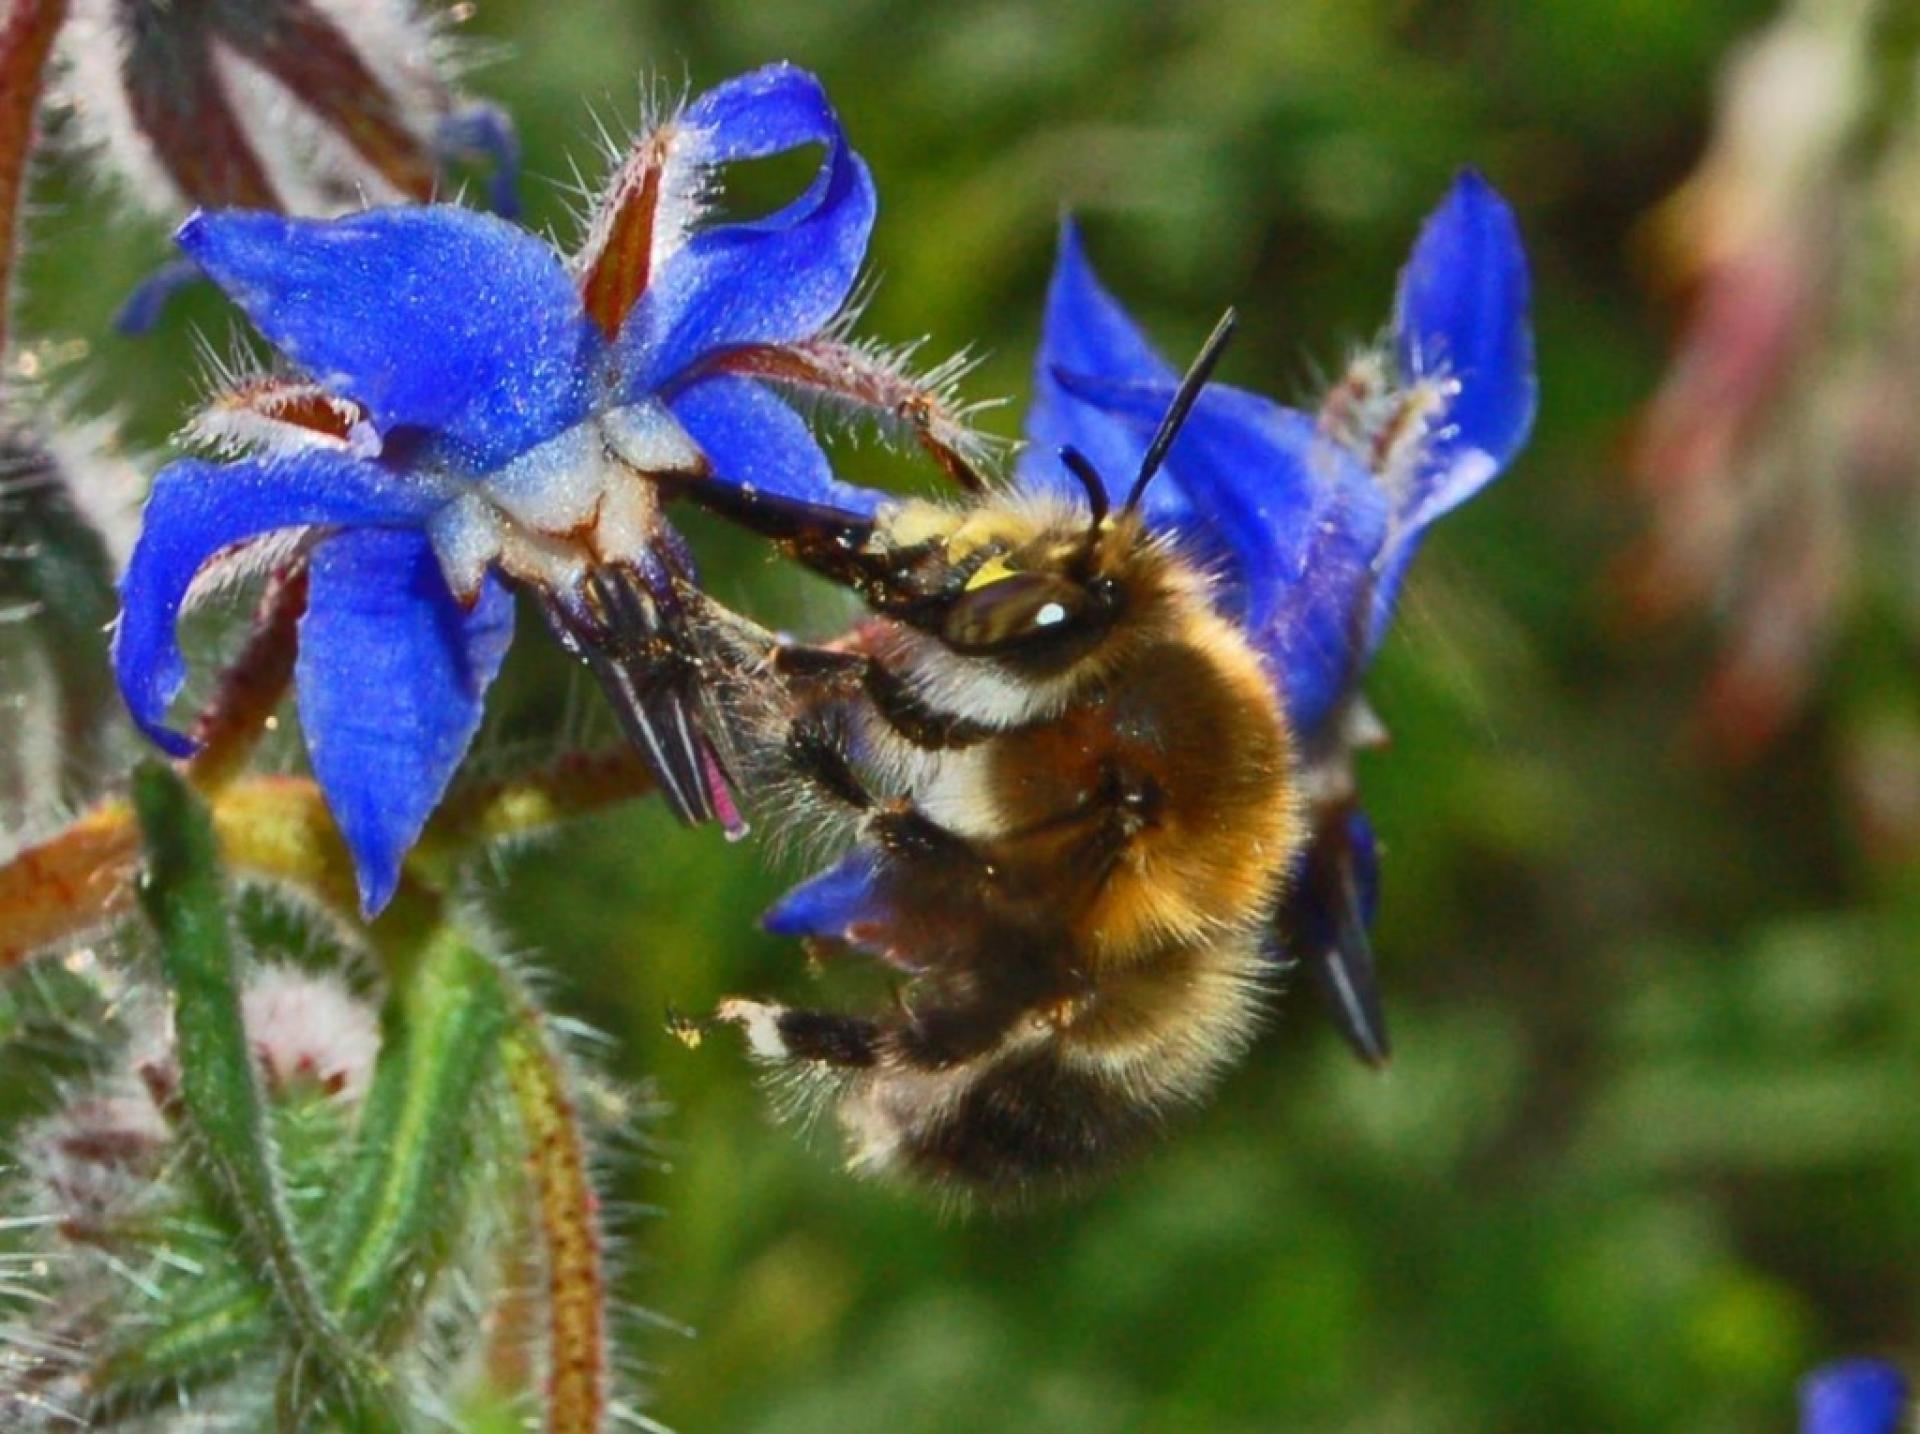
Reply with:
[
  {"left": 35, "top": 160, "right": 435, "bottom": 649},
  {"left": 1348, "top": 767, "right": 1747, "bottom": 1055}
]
[{"left": 425, "top": 398, "right": 705, "bottom": 604}]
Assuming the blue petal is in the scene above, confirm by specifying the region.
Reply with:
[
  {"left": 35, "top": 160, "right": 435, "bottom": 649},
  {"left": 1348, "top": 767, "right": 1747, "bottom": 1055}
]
[
  {"left": 764, "top": 848, "right": 884, "bottom": 942},
  {"left": 1370, "top": 172, "right": 1535, "bottom": 653},
  {"left": 114, "top": 452, "right": 444, "bottom": 756},
  {"left": 669, "top": 374, "right": 884, "bottom": 515},
  {"left": 435, "top": 101, "right": 524, "bottom": 220},
  {"left": 1394, "top": 170, "right": 1536, "bottom": 481},
  {"left": 296, "top": 526, "right": 513, "bottom": 914},
  {"left": 621, "top": 68, "right": 875, "bottom": 391},
  {"left": 113, "top": 258, "right": 206, "bottom": 335},
  {"left": 1017, "top": 220, "right": 1182, "bottom": 516},
  {"left": 681, "top": 62, "right": 847, "bottom": 162},
  {"left": 177, "top": 207, "right": 597, "bottom": 471},
  {"left": 1260, "top": 443, "right": 1390, "bottom": 733},
  {"left": 1801, "top": 1361, "right": 1908, "bottom": 1434},
  {"left": 1050, "top": 371, "right": 1387, "bottom": 731}
]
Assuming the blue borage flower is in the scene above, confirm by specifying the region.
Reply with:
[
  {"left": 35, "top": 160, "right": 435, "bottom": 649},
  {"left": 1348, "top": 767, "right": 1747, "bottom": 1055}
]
[
  {"left": 1801, "top": 1360, "right": 1909, "bottom": 1434},
  {"left": 114, "top": 63, "right": 985, "bottom": 914},
  {"left": 765, "top": 172, "right": 1535, "bottom": 1062}
]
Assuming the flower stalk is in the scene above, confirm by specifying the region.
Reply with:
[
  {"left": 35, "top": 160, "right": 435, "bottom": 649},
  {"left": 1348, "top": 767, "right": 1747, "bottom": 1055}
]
[
  {"left": 502, "top": 997, "right": 609, "bottom": 1434},
  {"left": 130, "top": 761, "right": 382, "bottom": 1418},
  {"left": 0, "top": 0, "right": 68, "bottom": 350},
  {"left": 0, "top": 747, "right": 655, "bottom": 971}
]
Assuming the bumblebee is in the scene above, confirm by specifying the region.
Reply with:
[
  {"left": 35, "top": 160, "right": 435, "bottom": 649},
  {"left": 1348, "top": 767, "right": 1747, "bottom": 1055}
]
[
  {"left": 667, "top": 315, "right": 1321, "bottom": 1198},
  {"left": 671, "top": 173, "right": 1536, "bottom": 1200}
]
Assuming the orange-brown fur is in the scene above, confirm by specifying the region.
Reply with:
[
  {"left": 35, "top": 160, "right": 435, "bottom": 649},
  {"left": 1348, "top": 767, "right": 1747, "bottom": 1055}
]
[{"left": 702, "top": 496, "right": 1308, "bottom": 1199}]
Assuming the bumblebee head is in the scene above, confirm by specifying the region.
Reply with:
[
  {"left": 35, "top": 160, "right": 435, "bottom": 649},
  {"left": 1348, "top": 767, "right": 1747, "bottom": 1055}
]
[
  {"left": 938, "top": 307, "right": 1237, "bottom": 664},
  {"left": 936, "top": 517, "right": 1129, "bottom": 659},
  {"left": 670, "top": 310, "right": 1236, "bottom": 672}
]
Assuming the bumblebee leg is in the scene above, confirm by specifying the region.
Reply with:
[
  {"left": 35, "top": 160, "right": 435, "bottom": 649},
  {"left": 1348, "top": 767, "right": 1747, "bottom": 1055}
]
[
  {"left": 713, "top": 987, "right": 1031, "bottom": 1074},
  {"left": 780, "top": 710, "right": 990, "bottom": 869},
  {"left": 784, "top": 713, "right": 876, "bottom": 810},
  {"left": 714, "top": 998, "right": 881, "bottom": 1068},
  {"left": 771, "top": 643, "right": 993, "bottom": 751},
  {"left": 866, "top": 802, "right": 983, "bottom": 866}
]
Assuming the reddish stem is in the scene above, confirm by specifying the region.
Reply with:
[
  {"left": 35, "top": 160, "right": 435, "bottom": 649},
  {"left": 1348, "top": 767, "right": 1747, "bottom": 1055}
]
[
  {"left": 0, "top": 0, "right": 70, "bottom": 354},
  {"left": 503, "top": 1009, "right": 609, "bottom": 1434},
  {"left": 704, "top": 339, "right": 988, "bottom": 491},
  {"left": 185, "top": 561, "right": 311, "bottom": 794}
]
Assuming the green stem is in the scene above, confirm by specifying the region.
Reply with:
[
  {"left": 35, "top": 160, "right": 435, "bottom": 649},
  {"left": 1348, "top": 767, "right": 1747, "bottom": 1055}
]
[
  {"left": 93, "top": 1283, "right": 269, "bottom": 1392},
  {"left": 320, "top": 926, "right": 507, "bottom": 1341},
  {"left": 129, "top": 763, "right": 380, "bottom": 1414}
]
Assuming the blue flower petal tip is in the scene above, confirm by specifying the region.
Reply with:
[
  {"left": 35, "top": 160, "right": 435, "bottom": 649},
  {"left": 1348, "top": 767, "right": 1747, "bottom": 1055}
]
[
  {"left": 1801, "top": 1360, "right": 1909, "bottom": 1434},
  {"left": 1023, "top": 170, "right": 1535, "bottom": 739},
  {"left": 1395, "top": 169, "right": 1537, "bottom": 473},
  {"left": 297, "top": 529, "right": 513, "bottom": 917},
  {"left": 435, "top": 101, "right": 524, "bottom": 220}
]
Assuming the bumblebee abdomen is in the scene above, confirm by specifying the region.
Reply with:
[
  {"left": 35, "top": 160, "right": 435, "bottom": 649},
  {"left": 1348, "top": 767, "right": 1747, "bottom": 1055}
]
[
  {"left": 864, "top": 1044, "right": 1163, "bottom": 1195},
  {"left": 845, "top": 931, "right": 1268, "bottom": 1198}
]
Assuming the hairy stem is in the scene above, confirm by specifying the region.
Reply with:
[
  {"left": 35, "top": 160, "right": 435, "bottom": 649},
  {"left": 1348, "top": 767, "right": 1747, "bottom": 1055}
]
[
  {"left": 184, "top": 562, "right": 310, "bottom": 795},
  {"left": 0, "top": 0, "right": 67, "bottom": 352},
  {"left": 502, "top": 995, "right": 608, "bottom": 1434},
  {"left": 320, "top": 927, "right": 505, "bottom": 1340},
  {"left": 129, "top": 763, "right": 382, "bottom": 1415},
  {"left": 0, "top": 747, "right": 656, "bottom": 969}
]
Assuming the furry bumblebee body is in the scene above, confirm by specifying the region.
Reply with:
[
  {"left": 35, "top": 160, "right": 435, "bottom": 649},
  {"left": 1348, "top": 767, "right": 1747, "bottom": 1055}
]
[
  {"left": 658, "top": 175, "right": 1539, "bottom": 1199},
  {"left": 682, "top": 354, "right": 1313, "bottom": 1195}
]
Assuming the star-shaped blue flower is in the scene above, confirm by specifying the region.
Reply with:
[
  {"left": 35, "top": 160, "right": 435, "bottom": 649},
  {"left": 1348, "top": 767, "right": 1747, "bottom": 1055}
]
[
  {"left": 764, "top": 172, "right": 1536, "bottom": 1063},
  {"left": 115, "top": 63, "right": 905, "bottom": 915},
  {"left": 1801, "top": 1361, "right": 1909, "bottom": 1434},
  {"left": 1025, "top": 171, "right": 1534, "bottom": 1059}
]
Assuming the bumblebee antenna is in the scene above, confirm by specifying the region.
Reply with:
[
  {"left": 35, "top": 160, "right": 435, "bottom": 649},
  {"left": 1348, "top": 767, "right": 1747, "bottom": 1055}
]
[
  {"left": 1057, "top": 445, "right": 1110, "bottom": 529},
  {"left": 1124, "top": 306, "right": 1237, "bottom": 512}
]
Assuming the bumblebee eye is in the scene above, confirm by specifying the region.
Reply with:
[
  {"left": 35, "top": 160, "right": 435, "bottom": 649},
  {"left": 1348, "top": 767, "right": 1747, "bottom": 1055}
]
[{"left": 942, "top": 572, "right": 1093, "bottom": 655}]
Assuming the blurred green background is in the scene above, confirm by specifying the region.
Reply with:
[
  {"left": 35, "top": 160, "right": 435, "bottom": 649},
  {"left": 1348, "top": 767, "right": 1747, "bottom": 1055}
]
[{"left": 19, "top": 0, "right": 1920, "bottom": 1429}]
